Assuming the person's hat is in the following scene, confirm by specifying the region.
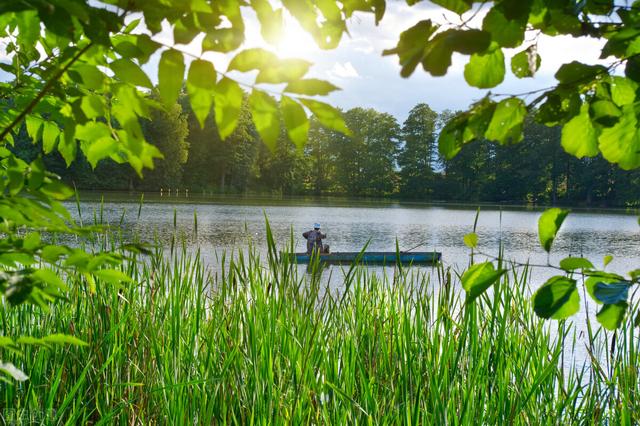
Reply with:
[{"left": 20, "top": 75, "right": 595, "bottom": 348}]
[{"left": 314, "top": 223, "right": 321, "bottom": 229}]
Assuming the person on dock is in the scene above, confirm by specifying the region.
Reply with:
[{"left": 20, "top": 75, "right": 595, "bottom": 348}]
[{"left": 303, "top": 223, "right": 329, "bottom": 254}]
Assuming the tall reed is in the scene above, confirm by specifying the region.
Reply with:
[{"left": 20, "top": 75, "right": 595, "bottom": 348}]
[{"left": 0, "top": 230, "right": 638, "bottom": 424}]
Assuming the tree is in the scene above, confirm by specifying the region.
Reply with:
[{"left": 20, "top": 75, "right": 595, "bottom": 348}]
[
  {"left": 182, "top": 97, "right": 258, "bottom": 192},
  {"left": 138, "top": 96, "right": 189, "bottom": 190},
  {"left": 255, "top": 126, "right": 307, "bottom": 194},
  {"left": 333, "top": 108, "right": 400, "bottom": 196},
  {"left": 398, "top": 103, "right": 439, "bottom": 198},
  {"left": 305, "top": 118, "right": 338, "bottom": 195}
]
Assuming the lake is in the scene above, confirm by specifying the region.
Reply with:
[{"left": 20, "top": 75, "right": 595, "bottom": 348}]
[{"left": 70, "top": 193, "right": 640, "bottom": 284}]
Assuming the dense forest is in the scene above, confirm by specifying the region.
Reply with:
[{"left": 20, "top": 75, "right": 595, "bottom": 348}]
[{"left": 12, "top": 92, "right": 640, "bottom": 207}]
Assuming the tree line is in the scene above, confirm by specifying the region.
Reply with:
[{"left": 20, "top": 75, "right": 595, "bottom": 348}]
[{"left": 11, "top": 93, "right": 640, "bottom": 207}]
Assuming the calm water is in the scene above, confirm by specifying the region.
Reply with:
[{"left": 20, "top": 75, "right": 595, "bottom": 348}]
[{"left": 70, "top": 194, "right": 640, "bottom": 283}]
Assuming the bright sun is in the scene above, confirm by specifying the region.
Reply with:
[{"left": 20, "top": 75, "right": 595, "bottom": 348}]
[{"left": 274, "top": 22, "right": 318, "bottom": 59}]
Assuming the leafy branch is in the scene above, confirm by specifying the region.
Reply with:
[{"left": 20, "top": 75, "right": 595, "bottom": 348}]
[
  {"left": 461, "top": 207, "right": 638, "bottom": 330},
  {"left": 0, "top": 42, "right": 94, "bottom": 142}
]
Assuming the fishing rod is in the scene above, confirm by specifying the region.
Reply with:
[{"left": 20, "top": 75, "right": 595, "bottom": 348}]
[{"left": 401, "top": 240, "right": 430, "bottom": 253}]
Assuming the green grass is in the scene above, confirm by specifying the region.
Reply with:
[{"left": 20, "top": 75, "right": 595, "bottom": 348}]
[{"left": 1, "top": 232, "right": 639, "bottom": 424}]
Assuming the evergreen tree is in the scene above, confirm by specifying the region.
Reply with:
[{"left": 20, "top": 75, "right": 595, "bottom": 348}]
[{"left": 398, "top": 103, "right": 439, "bottom": 198}]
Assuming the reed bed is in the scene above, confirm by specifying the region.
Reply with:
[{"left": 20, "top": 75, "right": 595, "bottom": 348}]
[{"left": 1, "top": 230, "right": 639, "bottom": 424}]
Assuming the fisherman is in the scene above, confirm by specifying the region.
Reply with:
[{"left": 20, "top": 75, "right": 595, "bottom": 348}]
[{"left": 303, "top": 223, "right": 329, "bottom": 254}]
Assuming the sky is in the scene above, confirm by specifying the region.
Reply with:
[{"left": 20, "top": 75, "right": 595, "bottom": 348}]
[
  {"left": 181, "top": 1, "right": 610, "bottom": 122},
  {"left": 1, "top": 2, "right": 611, "bottom": 123}
]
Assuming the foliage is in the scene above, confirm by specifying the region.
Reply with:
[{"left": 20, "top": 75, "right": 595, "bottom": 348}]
[
  {"left": 460, "top": 207, "right": 640, "bottom": 330},
  {"left": 4, "top": 0, "right": 640, "bottom": 383},
  {"left": 11, "top": 99, "right": 640, "bottom": 204},
  {"left": 331, "top": 108, "right": 401, "bottom": 196},
  {"left": 0, "top": 0, "right": 363, "bottom": 380},
  {"left": 385, "top": 1, "right": 640, "bottom": 173}
]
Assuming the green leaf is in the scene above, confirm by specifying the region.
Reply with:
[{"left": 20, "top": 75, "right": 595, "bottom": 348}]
[
  {"left": 80, "top": 94, "right": 106, "bottom": 119},
  {"left": 604, "top": 255, "right": 613, "bottom": 267},
  {"left": 214, "top": 77, "right": 244, "bottom": 139},
  {"left": 561, "top": 103, "right": 598, "bottom": 158},
  {"left": 0, "top": 337, "right": 16, "bottom": 348},
  {"left": 32, "top": 269, "right": 68, "bottom": 292},
  {"left": 58, "top": 130, "right": 78, "bottom": 167},
  {"left": 382, "top": 20, "right": 438, "bottom": 78},
  {"left": 86, "top": 137, "right": 118, "bottom": 168},
  {"left": 484, "top": 97, "right": 526, "bottom": 144},
  {"left": 26, "top": 115, "right": 44, "bottom": 141},
  {"left": 438, "top": 117, "right": 466, "bottom": 160},
  {"left": 94, "top": 269, "right": 132, "bottom": 284},
  {"left": 422, "top": 29, "right": 491, "bottom": 77},
  {"left": 41, "top": 245, "right": 70, "bottom": 263},
  {"left": 590, "top": 99, "right": 621, "bottom": 126},
  {"left": 511, "top": 47, "right": 541, "bottom": 78},
  {"left": 256, "top": 58, "right": 311, "bottom": 84},
  {"left": 110, "top": 58, "right": 153, "bottom": 88},
  {"left": 158, "top": 50, "right": 185, "bottom": 106},
  {"left": 0, "top": 362, "right": 28, "bottom": 381},
  {"left": 483, "top": 6, "right": 526, "bottom": 48},
  {"left": 71, "top": 64, "right": 105, "bottom": 90},
  {"left": 249, "top": 89, "right": 280, "bottom": 150},
  {"left": 112, "top": 34, "right": 144, "bottom": 58},
  {"left": 42, "top": 333, "right": 88, "bottom": 346},
  {"left": 443, "top": 29, "right": 492, "bottom": 55},
  {"left": 187, "top": 59, "right": 216, "bottom": 128},
  {"left": 463, "top": 232, "right": 478, "bottom": 248},
  {"left": 16, "top": 336, "right": 47, "bottom": 346},
  {"left": 559, "top": 257, "right": 594, "bottom": 271},
  {"left": 538, "top": 208, "right": 569, "bottom": 252},
  {"left": 284, "top": 79, "right": 340, "bottom": 96},
  {"left": 533, "top": 276, "right": 580, "bottom": 320},
  {"left": 610, "top": 76, "right": 637, "bottom": 107},
  {"left": 27, "top": 157, "right": 44, "bottom": 190},
  {"left": 594, "top": 281, "right": 630, "bottom": 304},
  {"left": 22, "top": 232, "right": 41, "bottom": 251},
  {"left": 281, "top": 96, "right": 309, "bottom": 149},
  {"left": 461, "top": 262, "right": 506, "bottom": 303},
  {"left": 596, "top": 302, "right": 628, "bottom": 330},
  {"left": 42, "top": 121, "right": 59, "bottom": 154},
  {"left": 585, "top": 273, "right": 624, "bottom": 304},
  {"left": 598, "top": 104, "right": 640, "bottom": 170},
  {"left": 300, "top": 99, "right": 350, "bottom": 135},
  {"left": 75, "top": 121, "right": 111, "bottom": 142},
  {"left": 555, "top": 61, "right": 607, "bottom": 85},
  {"left": 41, "top": 181, "right": 74, "bottom": 200},
  {"left": 536, "top": 91, "right": 582, "bottom": 126},
  {"left": 227, "top": 48, "right": 278, "bottom": 72},
  {"left": 430, "top": 0, "right": 472, "bottom": 14},
  {"left": 251, "top": 0, "right": 284, "bottom": 44},
  {"left": 202, "top": 28, "right": 244, "bottom": 53},
  {"left": 464, "top": 43, "right": 505, "bottom": 89}
]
